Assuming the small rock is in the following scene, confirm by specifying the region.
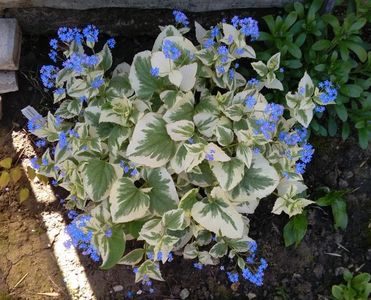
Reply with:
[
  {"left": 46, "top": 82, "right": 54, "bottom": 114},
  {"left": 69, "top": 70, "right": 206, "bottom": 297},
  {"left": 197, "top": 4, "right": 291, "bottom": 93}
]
[
  {"left": 113, "top": 285, "right": 123, "bottom": 292},
  {"left": 247, "top": 292, "right": 256, "bottom": 299},
  {"left": 342, "top": 171, "right": 354, "bottom": 179},
  {"left": 335, "top": 267, "right": 346, "bottom": 276},
  {"left": 338, "top": 179, "right": 348, "bottom": 189},
  {"left": 180, "top": 288, "right": 190, "bottom": 299},
  {"left": 313, "top": 264, "right": 324, "bottom": 279}
]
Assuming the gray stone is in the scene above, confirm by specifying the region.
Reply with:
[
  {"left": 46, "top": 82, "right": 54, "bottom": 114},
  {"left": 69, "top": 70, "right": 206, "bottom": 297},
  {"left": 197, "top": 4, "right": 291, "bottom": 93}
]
[
  {"left": 180, "top": 288, "right": 190, "bottom": 299},
  {"left": 0, "top": 18, "right": 21, "bottom": 70},
  {"left": 0, "top": 71, "right": 18, "bottom": 93},
  {"left": 112, "top": 285, "right": 123, "bottom": 292},
  {"left": 0, "top": 0, "right": 297, "bottom": 11}
]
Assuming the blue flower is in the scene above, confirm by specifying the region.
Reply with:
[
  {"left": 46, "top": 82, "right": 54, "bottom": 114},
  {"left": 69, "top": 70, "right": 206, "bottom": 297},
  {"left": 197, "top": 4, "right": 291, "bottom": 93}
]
[
  {"left": 105, "top": 228, "right": 112, "bottom": 238},
  {"left": 55, "top": 115, "right": 63, "bottom": 127},
  {"left": 318, "top": 80, "right": 337, "bottom": 104},
  {"left": 245, "top": 95, "right": 256, "bottom": 109},
  {"left": 210, "top": 26, "right": 220, "bottom": 38},
  {"left": 163, "top": 40, "right": 182, "bottom": 61},
  {"left": 65, "top": 214, "right": 100, "bottom": 262},
  {"left": 234, "top": 48, "right": 244, "bottom": 56},
  {"left": 91, "top": 76, "right": 104, "bottom": 89},
  {"left": 167, "top": 252, "right": 174, "bottom": 262},
  {"left": 107, "top": 38, "right": 116, "bottom": 49},
  {"left": 57, "top": 27, "right": 75, "bottom": 43},
  {"left": 79, "top": 96, "right": 88, "bottom": 103},
  {"left": 49, "top": 38, "right": 58, "bottom": 49},
  {"left": 157, "top": 251, "right": 163, "bottom": 261},
  {"left": 279, "top": 67, "right": 285, "bottom": 73},
  {"left": 227, "top": 272, "right": 239, "bottom": 283},
  {"left": 247, "top": 78, "right": 259, "bottom": 87},
  {"left": 51, "top": 179, "right": 58, "bottom": 186},
  {"left": 264, "top": 103, "right": 284, "bottom": 122},
  {"left": 228, "top": 69, "right": 235, "bottom": 80},
  {"left": 217, "top": 45, "right": 228, "bottom": 56},
  {"left": 205, "top": 149, "right": 215, "bottom": 161},
  {"left": 42, "top": 158, "right": 48, "bottom": 166},
  {"left": 40, "top": 65, "right": 59, "bottom": 89},
  {"left": 193, "top": 262, "right": 203, "bottom": 270},
  {"left": 150, "top": 67, "right": 160, "bottom": 77},
  {"left": 295, "top": 162, "right": 306, "bottom": 174},
  {"left": 83, "top": 25, "right": 99, "bottom": 43},
  {"left": 173, "top": 10, "right": 189, "bottom": 27},
  {"left": 299, "top": 143, "right": 314, "bottom": 164},
  {"left": 84, "top": 55, "right": 99, "bottom": 66},
  {"left": 314, "top": 105, "right": 325, "bottom": 113},
  {"left": 231, "top": 16, "right": 240, "bottom": 28},
  {"left": 27, "top": 115, "right": 44, "bottom": 132},
  {"left": 54, "top": 88, "right": 65, "bottom": 96},
  {"left": 216, "top": 65, "right": 225, "bottom": 75},
  {"left": 59, "top": 131, "right": 68, "bottom": 149},
  {"left": 35, "top": 139, "right": 47, "bottom": 148},
  {"left": 49, "top": 50, "right": 57, "bottom": 62},
  {"left": 187, "top": 138, "right": 194, "bottom": 144},
  {"left": 62, "top": 53, "right": 85, "bottom": 73},
  {"left": 67, "top": 210, "right": 78, "bottom": 220},
  {"left": 30, "top": 157, "right": 40, "bottom": 170},
  {"left": 239, "top": 17, "right": 260, "bottom": 40},
  {"left": 203, "top": 38, "right": 215, "bottom": 49},
  {"left": 130, "top": 169, "right": 138, "bottom": 177}
]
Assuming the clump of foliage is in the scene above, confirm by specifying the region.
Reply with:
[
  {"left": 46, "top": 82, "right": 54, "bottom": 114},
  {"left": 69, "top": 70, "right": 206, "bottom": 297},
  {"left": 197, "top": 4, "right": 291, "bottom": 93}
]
[
  {"left": 0, "top": 157, "right": 30, "bottom": 202},
  {"left": 257, "top": 0, "right": 371, "bottom": 148},
  {"left": 332, "top": 269, "right": 371, "bottom": 300},
  {"left": 25, "top": 12, "right": 336, "bottom": 287}
]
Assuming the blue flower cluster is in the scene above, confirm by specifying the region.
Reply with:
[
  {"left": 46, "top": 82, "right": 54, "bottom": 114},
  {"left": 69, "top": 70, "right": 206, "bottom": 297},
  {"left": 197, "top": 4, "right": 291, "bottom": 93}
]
[
  {"left": 193, "top": 262, "right": 203, "bottom": 270},
  {"left": 294, "top": 143, "right": 314, "bottom": 174},
  {"left": 314, "top": 105, "right": 325, "bottom": 113},
  {"left": 205, "top": 149, "right": 215, "bottom": 161},
  {"left": 40, "top": 65, "right": 59, "bottom": 88},
  {"left": 82, "top": 25, "right": 99, "bottom": 43},
  {"left": 227, "top": 272, "right": 239, "bottom": 283},
  {"left": 279, "top": 127, "right": 308, "bottom": 146},
  {"left": 120, "top": 161, "right": 139, "bottom": 177},
  {"left": 242, "top": 258, "right": 268, "bottom": 286},
  {"left": 91, "top": 76, "right": 104, "bottom": 89},
  {"left": 216, "top": 65, "right": 225, "bottom": 75},
  {"left": 58, "top": 27, "right": 82, "bottom": 43},
  {"left": 150, "top": 67, "right": 160, "bottom": 77},
  {"left": 318, "top": 80, "right": 337, "bottom": 104},
  {"left": 245, "top": 95, "right": 256, "bottom": 109},
  {"left": 27, "top": 115, "right": 44, "bottom": 132},
  {"left": 163, "top": 40, "right": 182, "bottom": 61},
  {"left": 35, "top": 139, "right": 47, "bottom": 148},
  {"left": 107, "top": 38, "right": 116, "bottom": 49},
  {"left": 62, "top": 53, "right": 99, "bottom": 74},
  {"left": 146, "top": 251, "right": 174, "bottom": 262},
  {"left": 255, "top": 103, "right": 284, "bottom": 139},
  {"left": 231, "top": 16, "right": 260, "bottom": 40},
  {"left": 64, "top": 214, "right": 100, "bottom": 262},
  {"left": 58, "top": 131, "right": 68, "bottom": 149},
  {"left": 247, "top": 78, "right": 259, "bottom": 87},
  {"left": 30, "top": 157, "right": 40, "bottom": 170},
  {"left": 173, "top": 10, "right": 189, "bottom": 27}
]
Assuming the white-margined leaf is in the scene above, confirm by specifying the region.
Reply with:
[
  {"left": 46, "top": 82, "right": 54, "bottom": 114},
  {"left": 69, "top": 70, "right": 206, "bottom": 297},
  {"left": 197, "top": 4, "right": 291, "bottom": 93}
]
[
  {"left": 166, "top": 120, "right": 194, "bottom": 141},
  {"left": 127, "top": 113, "right": 176, "bottom": 167},
  {"left": 110, "top": 177, "right": 151, "bottom": 223},
  {"left": 143, "top": 167, "right": 179, "bottom": 216},
  {"left": 229, "top": 153, "right": 279, "bottom": 204},
  {"left": 210, "top": 158, "right": 245, "bottom": 191}
]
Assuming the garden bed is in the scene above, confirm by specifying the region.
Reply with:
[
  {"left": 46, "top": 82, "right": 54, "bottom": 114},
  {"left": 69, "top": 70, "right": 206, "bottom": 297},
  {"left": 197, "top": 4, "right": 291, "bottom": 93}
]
[{"left": 0, "top": 7, "right": 370, "bottom": 300}]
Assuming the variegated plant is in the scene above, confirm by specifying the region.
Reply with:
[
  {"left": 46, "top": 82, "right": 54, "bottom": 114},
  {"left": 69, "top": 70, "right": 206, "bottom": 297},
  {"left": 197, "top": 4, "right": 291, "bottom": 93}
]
[{"left": 26, "top": 19, "right": 335, "bottom": 283}]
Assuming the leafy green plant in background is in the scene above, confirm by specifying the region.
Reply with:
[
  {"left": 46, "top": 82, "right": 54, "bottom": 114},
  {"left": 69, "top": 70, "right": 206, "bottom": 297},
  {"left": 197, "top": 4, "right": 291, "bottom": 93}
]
[
  {"left": 317, "top": 189, "right": 349, "bottom": 230},
  {"left": 283, "top": 187, "right": 349, "bottom": 247},
  {"left": 332, "top": 269, "right": 371, "bottom": 300},
  {"left": 257, "top": 0, "right": 371, "bottom": 149},
  {"left": 23, "top": 11, "right": 338, "bottom": 289}
]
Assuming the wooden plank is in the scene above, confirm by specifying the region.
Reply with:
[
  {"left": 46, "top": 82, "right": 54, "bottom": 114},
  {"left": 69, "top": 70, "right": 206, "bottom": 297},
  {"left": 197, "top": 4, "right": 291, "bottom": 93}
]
[
  {"left": 0, "top": 71, "right": 18, "bottom": 93},
  {"left": 0, "top": 18, "right": 21, "bottom": 70},
  {"left": 0, "top": 0, "right": 295, "bottom": 11}
]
